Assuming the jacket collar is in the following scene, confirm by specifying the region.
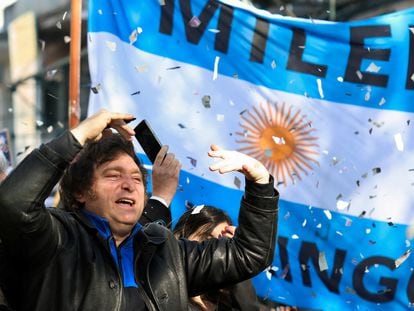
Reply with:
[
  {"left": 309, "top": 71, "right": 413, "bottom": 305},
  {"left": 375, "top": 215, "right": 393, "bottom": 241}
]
[{"left": 78, "top": 209, "right": 142, "bottom": 240}]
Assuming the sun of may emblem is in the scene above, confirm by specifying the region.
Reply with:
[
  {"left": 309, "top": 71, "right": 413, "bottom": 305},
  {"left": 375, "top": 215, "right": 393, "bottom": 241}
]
[{"left": 236, "top": 101, "right": 319, "bottom": 186}]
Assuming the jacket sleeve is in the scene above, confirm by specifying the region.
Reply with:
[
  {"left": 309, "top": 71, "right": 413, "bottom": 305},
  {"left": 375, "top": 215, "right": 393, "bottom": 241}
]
[
  {"left": 140, "top": 198, "right": 172, "bottom": 229},
  {"left": 183, "top": 176, "right": 279, "bottom": 296},
  {"left": 0, "top": 131, "right": 82, "bottom": 264}
]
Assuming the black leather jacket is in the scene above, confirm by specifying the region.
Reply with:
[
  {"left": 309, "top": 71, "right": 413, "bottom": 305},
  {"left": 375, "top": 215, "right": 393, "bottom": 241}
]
[{"left": 0, "top": 132, "right": 278, "bottom": 311}]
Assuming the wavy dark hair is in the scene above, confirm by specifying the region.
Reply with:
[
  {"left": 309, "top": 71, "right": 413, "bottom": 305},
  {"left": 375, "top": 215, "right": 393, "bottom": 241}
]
[
  {"left": 173, "top": 205, "right": 232, "bottom": 240},
  {"left": 59, "top": 134, "right": 148, "bottom": 212}
]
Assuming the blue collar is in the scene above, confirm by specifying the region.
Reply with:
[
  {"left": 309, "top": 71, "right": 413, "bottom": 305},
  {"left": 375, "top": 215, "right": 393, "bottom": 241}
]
[{"left": 80, "top": 208, "right": 142, "bottom": 240}]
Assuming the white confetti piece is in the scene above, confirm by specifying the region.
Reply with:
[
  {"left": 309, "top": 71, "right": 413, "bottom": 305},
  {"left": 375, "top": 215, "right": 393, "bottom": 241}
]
[
  {"left": 191, "top": 205, "right": 205, "bottom": 214},
  {"left": 62, "top": 11, "right": 68, "bottom": 20},
  {"left": 336, "top": 199, "right": 350, "bottom": 210},
  {"left": 337, "top": 76, "right": 344, "bottom": 82},
  {"left": 378, "top": 97, "right": 386, "bottom": 106},
  {"left": 323, "top": 210, "right": 332, "bottom": 220},
  {"left": 158, "top": 0, "right": 166, "bottom": 5},
  {"left": 64, "top": 36, "right": 71, "bottom": 43},
  {"left": 316, "top": 78, "right": 324, "bottom": 98},
  {"left": 105, "top": 41, "right": 117, "bottom": 52},
  {"left": 98, "top": 9, "right": 103, "bottom": 15},
  {"left": 366, "top": 228, "right": 371, "bottom": 234},
  {"left": 395, "top": 249, "right": 411, "bottom": 268},
  {"left": 345, "top": 218, "right": 352, "bottom": 227},
  {"left": 318, "top": 252, "right": 328, "bottom": 271},
  {"left": 406, "top": 224, "right": 414, "bottom": 239},
  {"left": 291, "top": 234, "right": 299, "bottom": 239},
  {"left": 129, "top": 29, "right": 138, "bottom": 44},
  {"left": 56, "top": 21, "right": 62, "bottom": 29},
  {"left": 271, "top": 60, "right": 276, "bottom": 69},
  {"left": 213, "top": 56, "right": 220, "bottom": 80},
  {"left": 36, "top": 120, "right": 44, "bottom": 126},
  {"left": 394, "top": 133, "right": 404, "bottom": 151},
  {"left": 216, "top": 114, "right": 224, "bottom": 122},
  {"left": 356, "top": 70, "right": 363, "bottom": 80},
  {"left": 208, "top": 28, "right": 220, "bottom": 33},
  {"left": 272, "top": 136, "right": 285, "bottom": 145},
  {"left": 302, "top": 219, "right": 307, "bottom": 227},
  {"left": 336, "top": 231, "right": 343, "bottom": 236},
  {"left": 411, "top": 73, "right": 414, "bottom": 82},
  {"left": 188, "top": 16, "right": 201, "bottom": 28},
  {"left": 47, "top": 126, "right": 53, "bottom": 133},
  {"left": 316, "top": 223, "right": 322, "bottom": 229},
  {"left": 366, "top": 62, "right": 381, "bottom": 73}
]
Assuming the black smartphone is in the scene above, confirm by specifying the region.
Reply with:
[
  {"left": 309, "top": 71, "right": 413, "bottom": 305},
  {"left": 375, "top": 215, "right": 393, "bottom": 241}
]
[{"left": 134, "top": 119, "right": 162, "bottom": 163}]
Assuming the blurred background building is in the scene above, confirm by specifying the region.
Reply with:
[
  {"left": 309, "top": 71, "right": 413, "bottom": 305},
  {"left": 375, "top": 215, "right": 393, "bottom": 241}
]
[{"left": 0, "top": 0, "right": 413, "bottom": 167}]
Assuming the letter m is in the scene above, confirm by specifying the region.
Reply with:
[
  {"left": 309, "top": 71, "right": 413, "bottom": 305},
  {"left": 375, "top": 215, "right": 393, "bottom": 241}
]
[{"left": 159, "top": 0, "right": 234, "bottom": 53}]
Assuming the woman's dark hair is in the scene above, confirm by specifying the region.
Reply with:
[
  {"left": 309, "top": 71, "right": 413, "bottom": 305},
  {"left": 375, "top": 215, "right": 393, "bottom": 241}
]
[
  {"left": 59, "top": 134, "right": 148, "bottom": 212},
  {"left": 173, "top": 205, "right": 232, "bottom": 240}
]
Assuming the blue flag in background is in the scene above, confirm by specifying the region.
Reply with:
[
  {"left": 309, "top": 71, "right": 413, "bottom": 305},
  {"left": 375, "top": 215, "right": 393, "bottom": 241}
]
[{"left": 87, "top": 0, "right": 414, "bottom": 309}]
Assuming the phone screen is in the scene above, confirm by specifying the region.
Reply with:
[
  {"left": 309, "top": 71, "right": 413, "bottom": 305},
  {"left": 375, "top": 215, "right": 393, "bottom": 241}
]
[{"left": 134, "top": 120, "right": 162, "bottom": 163}]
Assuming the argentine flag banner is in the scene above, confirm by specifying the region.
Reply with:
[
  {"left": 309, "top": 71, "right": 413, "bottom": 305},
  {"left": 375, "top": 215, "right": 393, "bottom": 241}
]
[{"left": 87, "top": 0, "right": 414, "bottom": 309}]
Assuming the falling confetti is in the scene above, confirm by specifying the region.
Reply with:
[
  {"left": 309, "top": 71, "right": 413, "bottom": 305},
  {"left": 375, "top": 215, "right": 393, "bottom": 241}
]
[
  {"left": 158, "top": 0, "right": 166, "bottom": 5},
  {"left": 56, "top": 21, "right": 62, "bottom": 29},
  {"left": 64, "top": 36, "right": 71, "bottom": 43},
  {"left": 318, "top": 252, "right": 328, "bottom": 271},
  {"left": 271, "top": 60, "right": 276, "bottom": 69},
  {"left": 166, "top": 66, "right": 181, "bottom": 70},
  {"left": 91, "top": 83, "right": 102, "bottom": 94},
  {"left": 201, "top": 95, "right": 211, "bottom": 108},
  {"left": 366, "top": 62, "right": 381, "bottom": 73},
  {"left": 105, "top": 41, "right": 117, "bottom": 52},
  {"left": 131, "top": 91, "right": 141, "bottom": 96},
  {"left": 265, "top": 266, "right": 279, "bottom": 280},
  {"left": 394, "top": 133, "right": 404, "bottom": 151},
  {"left": 378, "top": 97, "right": 386, "bottom": 106},
  {"left": 213, "top": 56, "right": 220, "bottom": 80},
  {"left": 336, "top": 199, "right": 350, "bottom": 210},
  {"left": 323, "top": 210, "right": 332, "bottom": 220},
  {"left": 358, "top": 211, "right": 366, "bottom": 218},
  {"left": 316, "top": 78, "right": 324, "bottom": 98},
  {"left": 216, "top": 114, "right": 224, "bottom": 122},
  {"left": 337, "top": 76, "right": 344, "bottom": 82},
  {"left": 191, "top": 205, "right": 205, "bottom": 214},
  {"left": 188, "top": 16, "right": 201, "bottom": 28},
  {"left": 372, "top": 167, "right": 381, "bottom": 175},
  {"left": 406, "top": 224, "right": 414, "bottom": 239},
  {"left": 234, "top": 176, "right": 241, "bottom": 189},
  {"left": 291, "top": 234, "right": 299, "bottom": 239},
  {"left": 186, "top": 156, "right": 197, "bottom": 167},
  {"left": 272, "top": 136, "right": 285, "bottom": 145},
  {"left": 395, "top": 249, "right": 411, "bottom": 268},
  {"left": 178, "top": 123, "right": 186, "bottom": 129},
  {"left": 208, "top": 28, "right": 220, "bottom": 33},
  {"left": 356, "top": 70, "right": 363, "bottom": 80}
]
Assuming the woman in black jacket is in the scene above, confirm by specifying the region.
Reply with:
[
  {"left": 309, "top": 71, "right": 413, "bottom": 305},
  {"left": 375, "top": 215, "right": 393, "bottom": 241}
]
[{"left": 174, "top": 205, "right": 260, "bottom": 311}]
